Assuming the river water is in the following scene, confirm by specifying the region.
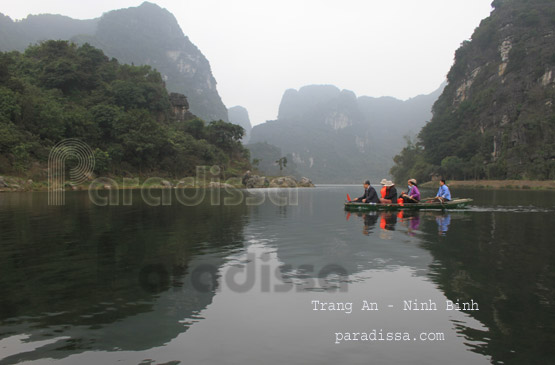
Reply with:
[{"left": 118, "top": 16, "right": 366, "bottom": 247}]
[{"left": 0, "top": 186, "right": 553, "bottom": 364}]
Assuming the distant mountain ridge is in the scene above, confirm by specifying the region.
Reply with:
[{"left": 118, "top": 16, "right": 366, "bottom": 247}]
[
  {"left": 0, "top": 2, "right": 228, "bottom": 123},
  {"left": 249, "top": 84, "right": 444, "bottom": 183}
]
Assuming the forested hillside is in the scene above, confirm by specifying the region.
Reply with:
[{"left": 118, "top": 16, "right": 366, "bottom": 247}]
[
  {"left": 0, "top": 2, "right": 228, "bottom": 123},
  {"left": 0, "top": 41, "right": 248, "bottom": 179},
  {"left": 391, "top": 0, "right": 555, "bottom": 182}
]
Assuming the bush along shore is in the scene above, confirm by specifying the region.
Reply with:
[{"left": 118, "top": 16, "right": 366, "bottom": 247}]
[
  {"left": 420, "top": 179, "right": 555, "bottom": 190},
  {"left": 0, "top": 173, "right": 314, "bottom": 192}
]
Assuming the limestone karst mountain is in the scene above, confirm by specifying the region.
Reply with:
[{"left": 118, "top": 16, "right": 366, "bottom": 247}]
[
  {"left": 392, "top": 0, "right": 555, "bottom": 181},
  {"left": 250, "top": 84, "right": 443, "bottom": 183}
]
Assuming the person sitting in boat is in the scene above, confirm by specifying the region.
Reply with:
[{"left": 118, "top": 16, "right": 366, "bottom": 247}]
[
  {"left": 432, "top": 179, "right": 451, "bottom": 203},
  {"left": 399, "top": 179, "right": 420, "bottom": 203},
  {"left": 352, "top": 180, "right": 379, "bottom": 204},
  {"left": 379, "top": 180, "right": 397, "bottom": 204},
  {"left": 379, "top": 178, "right": 388, "bottom": 199}
]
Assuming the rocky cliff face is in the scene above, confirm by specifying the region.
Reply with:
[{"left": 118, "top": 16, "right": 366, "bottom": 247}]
[
  {"left": 417, "top": 0, "right": 554, "bottom": 179},
  {"left": 0, "top": 2, "right": 228, "bottom": 123},
  {"left": 250, "top": 84, "right": 443, "bottom": 183},
  {"left": 228, "top": 106, "right": 252, "bottom": 143}
]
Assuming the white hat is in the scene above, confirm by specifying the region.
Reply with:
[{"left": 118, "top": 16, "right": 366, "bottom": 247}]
[{"left": 380, "top": 178, "right": 388, "bottom": 185}]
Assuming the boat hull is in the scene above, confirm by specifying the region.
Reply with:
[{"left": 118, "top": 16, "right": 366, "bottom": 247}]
[{"left": 344, "top": 198, "right": 473, "bottom": 211}]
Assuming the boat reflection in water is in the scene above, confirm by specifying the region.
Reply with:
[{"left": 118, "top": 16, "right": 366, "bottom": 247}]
[
  {"left": 361, "top": 212, "right": 378, "bottom": 235},
  {"left": 435, "top": 213, "right": 451, "bottom": 235},
  {"left": 350, "top": 210, "right": 454, "bottom": 238},
  {"left": 348, "top": 210, "right": 423, "bottom": 237},
  {"left": 396, "top": 210, "right": 421, "bottom": 236}
]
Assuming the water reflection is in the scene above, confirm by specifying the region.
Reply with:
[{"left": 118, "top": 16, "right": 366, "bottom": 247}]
[
  {"left": 350, "top": 210, "right": 423, "bottom": 237},
  {"left": 379, "top": 212, "right": 398, "bottom": 231},
  {"left": 416, "top": 205, "right": 555, "bottom": 364},
  {"left": 0, "top": 187, "right": 553, "bottom": 364},
  {"left": 351, "top": 209, "right": 453, "bottom": 238},
  {"left": 435, "top": 214, "right": 451, "bottom": 235},
  {"left": 335, "top": 190, "right": 554, "bottom": 363},
  {"left": 398, "top": 211, "right": 421, "bottom": 236},
  {"left": 0, "top": 190, "right": 249, "bottom": 363}
]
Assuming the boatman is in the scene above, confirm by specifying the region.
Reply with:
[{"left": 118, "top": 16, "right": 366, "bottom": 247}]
[
  {"left": 433, "top": 179, "right": 451, "bottom": 203},
  {"left": 351, "top": 180, "right": 379, "bottom": 204}
]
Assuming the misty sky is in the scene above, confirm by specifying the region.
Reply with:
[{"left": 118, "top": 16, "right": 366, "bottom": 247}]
[{"left": 3, "top": 0, "right": 494, "bottom": 126}]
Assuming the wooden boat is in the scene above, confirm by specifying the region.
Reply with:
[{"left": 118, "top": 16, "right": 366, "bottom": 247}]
[{"left": 344, "top": 198, "right": 473, "bottom": 211}]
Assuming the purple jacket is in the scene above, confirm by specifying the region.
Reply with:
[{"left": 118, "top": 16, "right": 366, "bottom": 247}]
[{"left": 409, "top": 185, "right": 421, "bottom": 201}]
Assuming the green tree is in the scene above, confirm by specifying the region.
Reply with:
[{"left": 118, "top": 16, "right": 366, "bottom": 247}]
[
  {"left": 275, "top": 156, "right": 287, "bottom": 174},
  {"left": 206, "top": 120, "right": 244, "bottom": 155},
  {"left": 440, "top": 156, "right": 465, "bottom": 180},
  {"left": 93, "top": 148, "right": 111, "bottom": 175}
]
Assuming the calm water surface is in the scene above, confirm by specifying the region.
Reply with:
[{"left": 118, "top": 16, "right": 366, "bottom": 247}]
[{"left": 0, "top": 186, "right": 553, "bottom": 364}]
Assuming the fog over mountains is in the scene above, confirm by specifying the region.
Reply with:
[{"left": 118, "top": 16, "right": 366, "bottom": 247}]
[
  {"left": 1, "top": 2, "right": 452, "bottom": 182},
  {"left": 249, "top": 84, "right": 444, "bottom": 183}
]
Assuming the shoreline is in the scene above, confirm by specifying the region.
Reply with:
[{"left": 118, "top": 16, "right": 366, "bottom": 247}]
[
  {"left": 0, "top": 175, "right": 315, "bottom": 193},
  {"left": 420, "top": 179, "right": 555, "bottom": 190}
]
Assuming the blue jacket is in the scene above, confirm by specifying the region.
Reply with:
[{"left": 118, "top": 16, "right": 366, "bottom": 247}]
[{"left": 436, "top": 184, "right": 451, "bottom": 200}]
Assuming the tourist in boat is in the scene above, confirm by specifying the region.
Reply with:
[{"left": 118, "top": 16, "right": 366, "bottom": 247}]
[
  {"left": 351, "top": 180, "right": 379, "bottom": 204},
  {"left": 399, "top": 179, "right": 420, "bottom": 203},
  {"left": 379, "top": 178, "right": 388, "bottom": 199},
  {"left": 432, "top": 179, "right": 451, "bottom": 203},
  {"left": 379, "top": 180, "right": 397, "bottom": 204}
]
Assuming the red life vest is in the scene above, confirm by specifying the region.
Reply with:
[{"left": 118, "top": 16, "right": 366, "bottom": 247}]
[{"left": 381, "top": 186, "right": 387, "bottom": 199}]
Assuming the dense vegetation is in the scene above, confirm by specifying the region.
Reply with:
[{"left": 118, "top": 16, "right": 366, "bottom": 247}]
[
  {"left": 0, "top": 41, "right": 249, "bottom": 179},
  {"left": 391, "top": 0, "right": 555, "bottom": 183}
]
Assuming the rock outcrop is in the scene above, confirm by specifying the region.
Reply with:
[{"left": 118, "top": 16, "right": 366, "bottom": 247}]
[
  {"left": 298, "top": 177, "right": 314, "bottom": 187},
  {"left": 242, "top": 171, "right": 269, "bottom": 188},
  {"left": 169, "top": 93, "right": 196, "bottom": 121},
  {"left": 208, "top": 182, "right": 236, "bottom": 189},
  {"left": 269, "top": 176, "right": 297, "bottom": 188}
]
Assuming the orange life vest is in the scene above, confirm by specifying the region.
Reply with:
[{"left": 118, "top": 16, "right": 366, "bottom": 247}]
[{"left": 381, "top": 186, "right": 387, "bottom": 199}]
